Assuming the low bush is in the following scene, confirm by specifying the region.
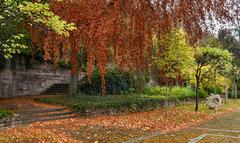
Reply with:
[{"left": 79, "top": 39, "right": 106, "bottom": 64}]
[
  {"left": 37, "top": 95, "right": 164, "bottom": 113},
  {"left": 199, "top": 88, "right": 209, "bottom": 98},
  {"left": 36, "top": 92, "right": 195, "bottom": 114},
  {"left": 0, "top": 109, "right": 13, "bottom": 119},
  {"left": 79, "top": 69, "right": 135, "bottom": 95},
  {"left": 204, "top": 86, "right": 223, "bottom": 95},
  {"left": 143, "top": 86, "right": 209, "bottom": 98},
  {"left": 71, "top": 96, "right": 166, "bottom": 113},
  {"left": 143, "top": 86, "right": 195, "bottom": 97}
]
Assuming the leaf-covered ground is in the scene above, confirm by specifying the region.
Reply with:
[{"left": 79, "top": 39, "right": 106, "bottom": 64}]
[
  {"left": 0, "top": 96, "right": 239, "bottom": 143},
  {"left": 141, "top": 111, "right": 240, "bottom": 143}
]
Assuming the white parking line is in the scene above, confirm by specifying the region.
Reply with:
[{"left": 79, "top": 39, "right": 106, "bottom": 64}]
[
  {"left": 123, "top": 128, "right": 240, "bottom": 143},
  {"left": 194, "top": 127, "right": 240, "bottom": 133},
  {"left": 188, "top": 134, "right": 208, "bottom": 143},
  {"left": 188, "top": 134, "right": 240, "bottom": 143}
]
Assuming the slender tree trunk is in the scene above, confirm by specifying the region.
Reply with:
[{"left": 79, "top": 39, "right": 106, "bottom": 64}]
[
  {"left": 225, "top": 86, "right": 228, "bottom": 103},
  {"left": 195, "top": 75, "right": 200, "bottom": 112},
  {"left": 232, "top": 76, "right": 236, "bottom": 98},
  {"left": 214, "top": 70, "right": 217, "bottom": 94},
  {"left": 165, "top": 82, "right": 168, "bottom": 108},
  {"left": 224, "top": 78, "right": 228, "bottom": 103},
  {"left": 235, "top": 84, "right": 238, "bottom": 99},
  {"left": 100, "top": 74, "right": 106, "bottom": 96},
  {"left": 69, "top": 71, "right": 79, "bottom": 97},
  {"left": 164, "top": 79, "right": 168, "bottom": 129},
  {"left": 11, "top": 56, "right": 17, "bottom": 96}
]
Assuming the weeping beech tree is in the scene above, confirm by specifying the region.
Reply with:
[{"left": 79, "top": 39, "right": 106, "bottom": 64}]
[{"left": 29, "top": 0, "right": 236, "bottom": 97}]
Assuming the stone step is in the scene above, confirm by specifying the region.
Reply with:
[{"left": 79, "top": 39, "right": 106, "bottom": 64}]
[
  {"left": 46, "top": 89, "right": 68, "bottom": 92},
  {"left": 42, "top": 83, "right": 70, "bottom": 95},
  {"left": 52, "top": 83, "right": 69, "bottom": 86},
  {"left": 41, "top": 92, "right": 68, "bottom": 95},
  {"left": 35, "top": 111, "right": 76, "bottom": 118},
  {"left": 47, "top": 87, "right": 69, "bottom": 90},
  {"left": 17, "top": 108, "right": 68, "bottom": 115},
  {"left": 0, "top": 108, "right": 78, "bottom": 129},
  {"left": 51, "top": 85, "right": 69, "bottom": 87},
  {"left": 49, "top": 85, "right": 69, "bottom": 88},
  {"left": 26, "top": 114, "right": 79, "bottom": 124}
]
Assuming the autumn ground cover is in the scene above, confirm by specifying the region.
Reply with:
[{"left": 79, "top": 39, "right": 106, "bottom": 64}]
[
  {"left": 0, "top": 96, "right": 239, "bottom": 143},
  {"left": 141, "top": 108, "right": 240, "bottom": 143}
]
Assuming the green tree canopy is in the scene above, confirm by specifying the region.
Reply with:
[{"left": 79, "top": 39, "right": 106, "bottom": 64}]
[
  {"left": 0, "top": 0, "right": 76, "bottom": 58},
  {"left": 156, "top": 28, "right": 195, "bottom": 80},
  {"left": 194, "top": 47, "right": 233, "bottom": 111}
]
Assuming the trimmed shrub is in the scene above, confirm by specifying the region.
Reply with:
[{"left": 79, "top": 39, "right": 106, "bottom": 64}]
[
  {"left": 204, "top": 86, "right": 223, "bottom": 95},
  {"left": 36, "top": 93, "right": 196, "bottom": 114},
  {"left": 0, "top": 109, "right": 13, "bottom": 119},
  {"left": 143, "top": 86, "right": 166, "bottom": 96},
  {"left": 36, "top": 95, "right": 166, "bottom": 114},
  {"left": 143, "top": 86, "right": 209, "bottom": 98},
  {"left": 79, "top": 69, "right": 135, "bottom": 95},
  {"left": 143, "top": 86, "right": 195, "bottom": 98},
  {"left": 199, "top": 88, "right": 209, "bottom": 98}
]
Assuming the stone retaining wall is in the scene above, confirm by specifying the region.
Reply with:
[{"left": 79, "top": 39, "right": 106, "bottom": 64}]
[{"left": 0, "top": 65, "right": 84, "bottom": 97}]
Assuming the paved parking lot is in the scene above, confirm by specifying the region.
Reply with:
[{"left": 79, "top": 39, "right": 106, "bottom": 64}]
[{"left": 130, "top": 111, "right": 240, "bottom": 143}]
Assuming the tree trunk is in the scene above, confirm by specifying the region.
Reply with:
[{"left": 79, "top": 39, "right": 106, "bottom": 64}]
[
  {"left": 11, "top": 56, "right": 17, "bottom": 96},
  {"left": 231, "top": 75, "right": 236, "bottom": 98},
  {"left": 224, "top": 78, "right": 228, "bottom": 103},
  {"left": 135, "top": 71, "right": 145, "bottom": 94},
  {"left": 164, "top": 80, "right": 168, "bottom": 127},
  {"left": 165, "top": 82, "right": 168, "bottom": 108},
  {"left": 225, "top": 86, "right": 228, "bottom": 103},
  {"left": 235, "top": 84, "right": 238, "bottom": 99},
  {"left": 149, "top": 67, "right": 159, "bottom": 86},
  {"left": 100, "top": 74, "right": 106, "bottom": 96},
  {"left": 214, "top": 70, "right": 217, "bottom": 94},
  {"left": 69, "top": 71, "right": 79, "bottom": 97},
  {"left": 195, "top": 75, "right": 200, "bottom": 112}
]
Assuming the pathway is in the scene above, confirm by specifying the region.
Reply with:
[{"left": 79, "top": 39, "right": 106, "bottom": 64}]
[{"left": 0, "top": 96, "right": 78, "bottom": 128}]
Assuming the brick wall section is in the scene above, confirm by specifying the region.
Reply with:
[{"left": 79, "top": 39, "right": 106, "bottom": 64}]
[{"left": 0, "top": 66, "right": 84, "bottom": 97}]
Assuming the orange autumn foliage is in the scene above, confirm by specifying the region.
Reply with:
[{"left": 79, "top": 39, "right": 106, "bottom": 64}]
[{"left": 29, "top": 0, "right": 235, "bottom": 95}]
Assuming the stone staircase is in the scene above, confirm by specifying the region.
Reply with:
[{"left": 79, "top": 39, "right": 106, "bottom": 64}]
[
  {"left": 0, "top": 107, "right": 78, "bottom": 129},
  {"left": 41, "top": 83, "right": 69, "bottom": 95}
]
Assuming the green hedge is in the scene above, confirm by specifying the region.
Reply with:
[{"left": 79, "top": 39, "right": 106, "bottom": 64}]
[
  {"left": 36, "top": 86, "right": 209, "bottom": 115},
  {"left": 204, "top": 86, "right": 223, "bottom": 95},
  {"left": 0, "top": 109, "right": 13, "bottom": 119},
  {"left": 36, "top": 93, "right": 194, "bottom": 114},
  {"left": 70, "top": 96, "right": 165, "bottom": 113},
  {"left": 80, "top": 69, "right": 135, "bottom": 95},
  {"left": 143, "top": 86, "right": 209, "bottom": 98},
  {"left": 199, "top": 88, "right": 209, "bottom": 97}
]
